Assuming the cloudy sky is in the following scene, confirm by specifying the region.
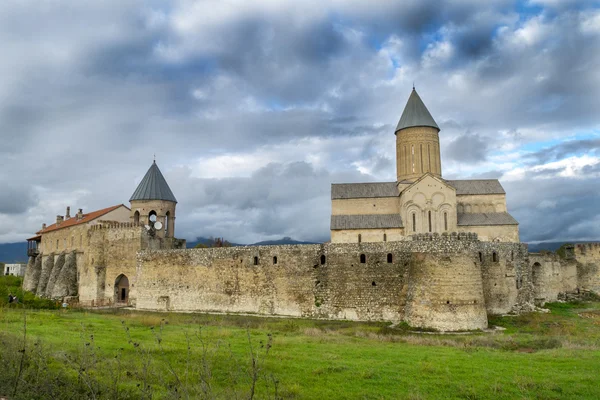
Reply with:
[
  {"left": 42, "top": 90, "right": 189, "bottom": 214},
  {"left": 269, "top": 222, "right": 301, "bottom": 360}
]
[{"left": 1, "top": 0, "right": 599, "bottom": 245}]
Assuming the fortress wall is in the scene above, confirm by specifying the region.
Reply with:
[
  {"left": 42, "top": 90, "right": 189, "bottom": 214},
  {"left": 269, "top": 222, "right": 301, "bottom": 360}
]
[
  {"left": 134, "top": 238, "right": 531, "bottom": 330},
  {"left": 479, "top": 242, "right": 529, "bottom": 314},
  {"left": 330, "top": 229, "right": 406, "bottom": 244},
  {"left": 135, "top": 245, "right": 325, "bottom": 316},
  {"left": 529, "top": 253, "right": 578, "bottom": 304},
  {"left": 405, "top": 252, "right": 488, "bottom": 331},
  {"left": 79, "top": 225, "right": 145, "bottom": 306},
  {"left": 574, "top": 243, "right": 600, "bottom": 293},
  {"left": 22, "top": 255, "right": 41, "bottom": 292}
]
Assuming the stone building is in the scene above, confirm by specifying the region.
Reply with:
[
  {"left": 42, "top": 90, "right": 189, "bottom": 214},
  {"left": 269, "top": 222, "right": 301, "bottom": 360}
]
[
  {"left": 22, "top": 90, "right": 600, "bottom": 332},
  {"left": 24, "top": 161, "right": 185, "bottom": 304},
  {"left": 331, "top": 88, "right": 519, "bottom": 243},
  {"left": 4, "top": 263, "right": 27, "bottom": 277}
]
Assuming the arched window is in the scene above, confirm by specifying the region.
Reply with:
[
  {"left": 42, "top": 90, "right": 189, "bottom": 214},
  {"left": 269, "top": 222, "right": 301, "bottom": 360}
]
[
  {"left": 320, "top": 255, "right": 326, "bottom": 265},
  {"left": 273, "top": 256, "right": 277, "bottom": 265},
  {"left": 149, "top": 210, "right": 157, "bottom": 225},
  {"left": 360, "top": 254, "right": 366, "bottom": 264},
  {"left": 428, "top": 211, "right": 432, "bottom": 233},
  {"left": 165, "top": 211, "right": 170, "bottom": 236},
  {"left": 404, "top": 146, "right": 408, "bottom": 175},
  {"left": 428, "top": 144, "right": 431, "bottom": 172},
  {"left": 387, "top": 253, "right": 393, "bottom": 263},
  {"left": 444, "top": 212, "right": 448, "bottom": 231},
  {"left": 411, "top": 145, "right": 415, "bottom": 173},
  {"left": 493, "top": 252, "right": 498, "bottom": 263},
  {"left": 253, "top": 256, "right": 258, "bottom": 266},
  {"left": 383, "top": 233, "right": 387, "bottom": 242},
  {"left": 358, "top": 234, "right": 362, "bottom": 243},
  {"left": 511, "top": 251, "right": 514, "bottom": 261},
  {"left": 420, "top": 144, "right": 424, "bottom": 173},
  {"left": 412, "top": 213, "right": 416, "bottom": 232},
  {"left": 479, "top": 252, "right": 483, "bottom": 263},
  {"left": 133, "top": 211, "right": 140, "bottom": 224}
]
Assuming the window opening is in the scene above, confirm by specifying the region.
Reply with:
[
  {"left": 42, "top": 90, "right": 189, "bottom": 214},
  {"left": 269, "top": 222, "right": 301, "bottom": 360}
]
[
  {"left": 133, "top": 211, "right": 140, "bottom": 224},
  {"left": 360, "top": 254, "right": 366, "bottom": 264},
  {"left": 444, "top": 212, "right": 448, "bottom": 231},
  {"left": 320, "top": 255, "right": 326, "bottom": 265},
  {"left": 411, "top": 145, "right": 415, "bottom": 173},
  {"left": 428, "top": 144, "right": 431, "bottom": 172},
  {"left": 428, "top": 211, "right": 432, "bottom": 233},
  {"left": 404, "top": 146, "right": 407, "bottom": 175},
  {"left": 383, "top": 233, "right": 387, "bottom": 242},
  {"left": 412, "top": 213, "right": 416, "bottom": 232},
  {"left": 387, "top": 253, "right": 393, "bottom": 263},
  {"left": 479, "top": 252, "right": 483, "bottom": 263},
  {"left": 420, "top": 144, "right": 423, "bottom": 173},
  {"left": 372, "top": 281, "right": 376, "bottom": 286},
  {"left": 165, "top": 211, "right": 170, "bottom": 236},
  {"left": 358, "top": 234, "right": 362, "bottom": 243},
  {"left": 273, "top": 256, "right": 277, "bottom": 265},
  {"left": 493, "top": 252, "right": 498, "bottom": 262},
  {"left": 253, "top": 256, "right": 258, "bottom": 266}
]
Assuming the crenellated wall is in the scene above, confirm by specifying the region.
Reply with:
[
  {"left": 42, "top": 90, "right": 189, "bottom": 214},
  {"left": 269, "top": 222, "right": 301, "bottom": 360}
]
[{"left": 132, "top": 235, "right": 530, "bottom": 331}]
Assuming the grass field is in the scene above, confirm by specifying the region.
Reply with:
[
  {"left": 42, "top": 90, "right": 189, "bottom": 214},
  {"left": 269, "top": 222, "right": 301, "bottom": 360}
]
[{"left": 1, "top": 300, "right": 600, "bottom": 400}]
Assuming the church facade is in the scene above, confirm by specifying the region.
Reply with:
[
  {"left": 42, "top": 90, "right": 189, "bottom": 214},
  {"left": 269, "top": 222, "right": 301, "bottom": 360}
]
[{"left": 331, "top": 88, "right": 519, "bottom": 243}]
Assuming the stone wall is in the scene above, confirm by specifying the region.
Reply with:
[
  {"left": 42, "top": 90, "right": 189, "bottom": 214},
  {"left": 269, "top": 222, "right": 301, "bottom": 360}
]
[
  {"left": 330, "top": 228, "right": 405, "bottom": 244},
  {"left": 133, "top": 236, "right": 530, "bottom": 331},
  {"left": 529, "top": 252, "right": 578, "bottom": 304},
  {"left": 575, "top": 243, "right": 600, "bottom": 293},
  {"left": 457, "top": 225, "right": 519, "bottom": 243},
  {"left": 331, "top": 198, "right": 400, "bottom": 215}
]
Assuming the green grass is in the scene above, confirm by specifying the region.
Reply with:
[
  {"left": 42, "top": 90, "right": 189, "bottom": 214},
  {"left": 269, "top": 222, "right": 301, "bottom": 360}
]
[{"left": 1, "top": 300, "right": 600, "bottom": 399}]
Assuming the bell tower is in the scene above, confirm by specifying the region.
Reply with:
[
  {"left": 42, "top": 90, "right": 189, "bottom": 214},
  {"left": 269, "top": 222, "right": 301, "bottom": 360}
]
[
  {"left": 395, "top": 88, "right": 441, "bottom": 182},
  {"left": 129, "top": 161, "right": 177, "bottom": 238}
]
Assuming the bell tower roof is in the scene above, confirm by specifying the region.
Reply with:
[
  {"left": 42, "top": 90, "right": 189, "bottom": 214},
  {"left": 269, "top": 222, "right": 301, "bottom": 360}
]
[
  {"left": 395, "top": 88, "right": 439, "bottom": 133},
  {"left": 129, "top": 161, "right": 177, "bottom": 203}
]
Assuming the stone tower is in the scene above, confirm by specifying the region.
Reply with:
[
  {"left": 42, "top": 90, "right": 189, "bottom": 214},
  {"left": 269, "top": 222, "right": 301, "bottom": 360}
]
[
  {"left": 395, "top": 88, "right": 441, "bottom": 182},
  {"left": 129, "top": 161, "right": 177, "bottom": 238}
]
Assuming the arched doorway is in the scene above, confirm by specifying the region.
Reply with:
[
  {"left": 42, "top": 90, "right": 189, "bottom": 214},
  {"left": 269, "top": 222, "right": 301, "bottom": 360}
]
[
  {"left": 133, "top": 211, "right": 140, "bottom": 224},
  {"left": 115, "top": 274, "right": 129, "bottom": 304}
]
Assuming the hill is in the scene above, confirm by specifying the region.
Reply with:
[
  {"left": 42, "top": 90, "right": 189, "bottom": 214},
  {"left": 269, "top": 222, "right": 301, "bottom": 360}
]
[
  {"left": 186, "top": 236, "right": 320, "bottom": 248},
  {"left": 0, "top": 242, "right": 27, "bottom": 263}
]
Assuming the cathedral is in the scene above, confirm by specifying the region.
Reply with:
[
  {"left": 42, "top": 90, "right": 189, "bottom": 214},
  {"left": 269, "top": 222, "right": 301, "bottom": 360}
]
[{"left": 330, "top": 88, "right": 519, "bottom": 243}]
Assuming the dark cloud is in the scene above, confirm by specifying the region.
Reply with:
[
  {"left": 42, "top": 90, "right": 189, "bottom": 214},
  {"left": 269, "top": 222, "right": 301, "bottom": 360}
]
[
  {"left": 445, "top": 132, "right": 490, "bottom": 162},
  {"left": 0, "top": 1, "right": 598, "bottom": 245}
]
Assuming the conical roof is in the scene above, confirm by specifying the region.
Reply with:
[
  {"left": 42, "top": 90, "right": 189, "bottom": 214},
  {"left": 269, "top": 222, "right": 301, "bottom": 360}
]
[
  {"left": 395, "top": 88, "right": 439, "bottom": 133},
  {"left": 129, "top": 161, "right": 177, "bottom": 203}
]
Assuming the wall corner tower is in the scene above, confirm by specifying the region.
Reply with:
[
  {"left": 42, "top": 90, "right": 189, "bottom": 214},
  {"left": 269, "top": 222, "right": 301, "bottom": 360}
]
[
  {"left": 129, "top": 161, "right": 177, "bottom": 238},
  {"left": 395, "top": 88, "right": 442, "bottom": 183}
]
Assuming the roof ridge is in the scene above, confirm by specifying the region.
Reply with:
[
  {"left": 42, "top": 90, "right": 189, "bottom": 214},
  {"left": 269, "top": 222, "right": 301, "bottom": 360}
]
[{"left": 37, "top": 204, "right": 126, "bottom": 234}]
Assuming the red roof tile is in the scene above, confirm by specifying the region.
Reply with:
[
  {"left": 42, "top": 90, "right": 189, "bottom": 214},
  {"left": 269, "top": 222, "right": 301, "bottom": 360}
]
[{"left": 37, "top": 204, "right": 129, "bottom": 235}]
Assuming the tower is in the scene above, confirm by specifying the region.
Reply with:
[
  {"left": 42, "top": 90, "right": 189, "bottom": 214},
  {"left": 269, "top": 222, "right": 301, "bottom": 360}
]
[
  {"left": 129, "top": 161, "right": 177, "bottom": 238},
  {"left": 395, "top": 88, "right": 441, "bottom": 182}
]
